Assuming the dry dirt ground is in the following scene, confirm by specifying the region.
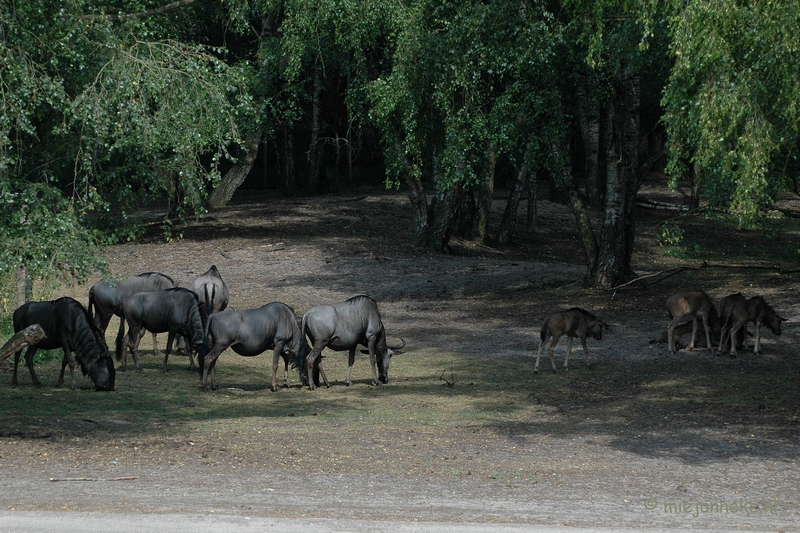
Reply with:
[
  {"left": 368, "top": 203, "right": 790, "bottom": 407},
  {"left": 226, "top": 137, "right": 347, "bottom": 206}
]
[{"left": 1, "top": 181, "right": 799, "bottom": 531}]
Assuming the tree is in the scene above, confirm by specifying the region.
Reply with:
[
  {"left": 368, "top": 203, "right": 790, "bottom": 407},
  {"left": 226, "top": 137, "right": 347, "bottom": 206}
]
[
  {"left": 662, "top": 0, "right": 800, "bottom": 226},
  {"left": 0, "top": 0, "right": 256, "bottom": 292}
]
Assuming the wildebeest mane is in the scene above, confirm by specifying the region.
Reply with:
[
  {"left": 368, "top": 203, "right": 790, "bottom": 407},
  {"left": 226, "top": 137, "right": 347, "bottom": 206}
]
[{"left": 345, "top": 295, "right": 376, "bottom": 306}]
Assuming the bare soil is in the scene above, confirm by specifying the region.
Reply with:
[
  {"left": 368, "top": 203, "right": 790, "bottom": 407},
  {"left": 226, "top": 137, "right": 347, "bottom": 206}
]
[{"left": 1, "top": 180, "right": 799, "bottom": 530}]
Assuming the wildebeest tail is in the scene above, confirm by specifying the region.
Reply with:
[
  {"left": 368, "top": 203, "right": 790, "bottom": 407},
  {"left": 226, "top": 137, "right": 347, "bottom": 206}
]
[
  {"left": 114, "top": 313, "right": 126, "bottom": 361},
  {"left": 539, "top": 317, "right": 551, "bottom": 342},
  {"left": 88, "top": 287, "right": 96, "bottom": 324}
]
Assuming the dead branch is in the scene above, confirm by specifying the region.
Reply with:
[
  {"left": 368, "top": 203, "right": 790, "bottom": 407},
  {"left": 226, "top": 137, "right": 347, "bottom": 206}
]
[
  {"left": 49, "top": 476, "right": 139, "bottom": 482},
  {"left": 637, "top": 198, "right": 690, "bottom": 211},
  {"left": 439, "top": 361, "right": 454, "bottom": 387},
  {"left": 0, "top": 324, "right": 47, "bottom": 365},
  {"left": 609, "top": 261, "right": 795, "bottom": 293}
]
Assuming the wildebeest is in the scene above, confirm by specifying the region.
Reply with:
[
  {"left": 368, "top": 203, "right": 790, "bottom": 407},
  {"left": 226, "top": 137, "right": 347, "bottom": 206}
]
[
  {"left": 534, "top": 308, "right": 608, "bottom": 373},
  {"left": 88, "top": 272, "right": 175, "bottom": 355},
  {"left": 190, "top": 265, "right": 229, "bottom": 322},
  {"left": 718, "top": 295, "right": 783, "bottom": 358},
  {"left": 197, "top": 302, "right": 306, "bottom": 391},
  {"left": 650, "top": 303, "right": 746, "bottom": 351},
  {"left": 665, "top": 289, "right": 715, "bottom": 354},
  {"left": 12, "top": 297, "right": 115, "bottom": 391},
  {"left": 298, "top": 295, "right": 405, "bottom": 390},
  {"left": 116, "top": 288, "right": 205, "bottom": 373}
]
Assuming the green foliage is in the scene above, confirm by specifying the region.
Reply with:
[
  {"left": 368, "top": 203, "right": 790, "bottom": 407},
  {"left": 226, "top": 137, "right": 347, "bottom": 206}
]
[
  {"left": 656, "top": 220, "right": 700, "bottom": 258},
  {"left": 0, "top": 180, "right": 106, "bottom": 285},
  {"left": 662, "top": 0, "right": 800, "bottom": 226}
]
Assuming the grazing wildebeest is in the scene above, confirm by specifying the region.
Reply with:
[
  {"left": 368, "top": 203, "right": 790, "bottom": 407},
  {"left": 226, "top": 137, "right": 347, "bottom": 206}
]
[
  {"left": 534, "top": 308, "right": 608, "bottom": 374},
  {"left": 12, "top": 297, "right": 115, "bottom": 391},
  {"left": 190, "top": 265, "right": 229, "bottom": 322},
  {"left": 298, "top": 295, "right": 405, "bottom": 390},
  {"left": 718, "top": 295, "right": 783, "bottom": 358},
  {"left": 650, "top": 304, "right": 744, "bottom": 350},
  {"left": 197, "top": 302, "right": 306, "bottom": 391},
  {"left": 88, "top": 272, "right": 175, "bottom": 355},
  {"left": 116, "top": 288, "right": 205, "bottom": 373},
  {"left": 665, "top": 289, "right": 715, "bottom": 354}
]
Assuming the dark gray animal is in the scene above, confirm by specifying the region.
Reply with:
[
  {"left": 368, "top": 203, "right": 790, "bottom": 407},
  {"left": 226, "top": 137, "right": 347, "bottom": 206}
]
[
  {"left": 198, "top": 302, "right": 306, "bottom": 391},
  {"left": 718, "top": 295, "right": 783, "bottom": 357},
  {"left": 88, "top": 272, "right": 175, "bottom": 355},
  {"left": 190, "top": 265, "right": 229, "bottom": 322},
  {"left": 665, "top": 289, "right": 715, "bottom": 354},
  {"left": 298, "top": 295, "right": 405, "bottom": 390},
  {"left": 12, "top": 297, "right": 115, "bottom": 391},
  {"left": 115, "top": 288, "right": 205, "bottom": 373},
  {"left": 534, "top": 307, "right": 608, "bottom": 373}
]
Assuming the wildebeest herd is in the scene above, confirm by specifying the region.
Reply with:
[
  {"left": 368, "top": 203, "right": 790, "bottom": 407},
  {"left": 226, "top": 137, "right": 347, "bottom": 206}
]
[
  {"left": 8, "top": 266, "right": 405, "bottom": 392},
  {"left": 536, "top": 288, "right": 785, "bottom": 374},
  {"left": 6, "top": 266, "right": 786, "bottom": 391}
]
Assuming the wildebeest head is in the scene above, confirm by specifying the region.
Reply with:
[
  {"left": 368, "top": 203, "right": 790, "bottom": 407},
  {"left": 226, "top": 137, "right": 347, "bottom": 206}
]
[
  {"left": 367, "top": 328, "right": 406, "bottom": 384},
  {"left": 766, "top": 313, "right": 783, "bottom": 336}
]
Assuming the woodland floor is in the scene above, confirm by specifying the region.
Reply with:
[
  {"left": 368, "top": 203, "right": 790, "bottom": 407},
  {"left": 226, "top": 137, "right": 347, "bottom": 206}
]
[{"left": 0, "top": 176, "right": 799, "bottom": 531}]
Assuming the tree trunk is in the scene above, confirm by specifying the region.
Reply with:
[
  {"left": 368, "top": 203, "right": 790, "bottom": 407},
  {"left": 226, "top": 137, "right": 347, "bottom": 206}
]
[
  {"left": 561, "top": 156, "right": 599, "bottom": 277},
  {"left": 16, "top": 264, "right": 32, "bottom": 308},
  {"left": 283, "top": 127, "right": 296, "bottom": 193},
  {"left": 578, "top": 83, "right": 602, "bottom": 207},
  {"left": 595, "top": 65, "right": 640, "bottom": 289},
  {"left": 307, "top": 67, "right": 323, "bottom": 192},
  {"left": 397, "top": 143, "right": 430, "bottom": 247},
  {"left": 208, "top": 134, "right": 262, "bottom": 209},
  {"left": 526, "top": 169, "right": 538, "bottom": 231},
  {"left": 427, "top": 179, "right": 463, "bottom": 253},
  {"left": 497, "top": 140, "right": 534, "bottom": 246},
  {"left": 474, "top": 142, "right": 496, "bottom": 244}
]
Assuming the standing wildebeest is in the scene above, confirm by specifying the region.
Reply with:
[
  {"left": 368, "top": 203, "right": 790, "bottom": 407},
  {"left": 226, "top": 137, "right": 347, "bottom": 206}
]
[
  {"left": 88, "top": 272, "right": 175, "bottom": 355},
  {"left": 298, "top": 295, "right": 405, "bottom": 390},
  {"left": 665, "top": 289, "right": 715, "bottom": 354},
  {"left": 190, "top": 265, "right": 229, "bottom": 321},
  {"left": 718, "top": 295, "right": 783, "bottom": 358},
  {"left": 534, "top": 308, "right": 608, "bottom": 374},
  {"left": 12, "top": 297, "right": 115, "bottom": 391},
  {"left": 116, "top": 288, "right": 205, "bottom": 373},
  {"left": 198, "top": 302, "right": 306, "bottom": 391},
  {"left": 651, "top": 303, "right": 746, "bottom": 350}
]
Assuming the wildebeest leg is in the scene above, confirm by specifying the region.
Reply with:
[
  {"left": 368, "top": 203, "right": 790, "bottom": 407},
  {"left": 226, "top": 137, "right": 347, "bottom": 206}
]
[
  {"left": 271, "top": 344, "right": 284, "bottom": 392},
  {"left": 687, "top": 316, "right": 698, "bottom": 350},
  {"left": 753, "top": 321, "right": 762, "bottom": 355},
  {"left": 57, "top": 347, "right": 78, "bottom": 389},
  {"left": 150, "top": 331, "right": 160, "bottom": 358},
  {"left": 667, "top": 315, "right": 685, "bottom": 354},
  {"left": 15, "top": 346, "right": 42, "bottom": 387},
  {"left": 717, "top": 320, "right": 731, "bottom": 355},
  {"left": 346, "top": 347, "right": 357, "bottom": 386},
  {"left": 701, "top": 315, "right": 711, "bottom": 351},
  {"left": 563, "top": 336, "right": 573, "bottom": 371},
  {"left": 318, "top": 362, "right": 330, "bottom": 388},
  {"left": 547, "top": 333, "right": 563, "bottom": 373},
  {"left": 534, "top": 334, "right": 551, "bottom": 374},
  {"left": 306, "top": 347, "right": 323, "bottom": 390},
  {"left": 162, "top": 333, "right": 176, "bottom": 373},
  {"left": 580, "top": 335, "right": 592, "bottom": 370},
  {"left": 367, "top": 338, "right": 381, "bottom": 386},
  {"left": 201, "top": 345, "right": 226, "bottom": 390},
  {"left": 131, "top": 329, "right": 146, "bottom": 372}
]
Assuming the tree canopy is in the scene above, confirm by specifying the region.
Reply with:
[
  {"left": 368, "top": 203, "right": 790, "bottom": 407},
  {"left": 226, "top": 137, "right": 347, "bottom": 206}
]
[{"left": 1, "top": 0, "right": 798, "bottom": 293}]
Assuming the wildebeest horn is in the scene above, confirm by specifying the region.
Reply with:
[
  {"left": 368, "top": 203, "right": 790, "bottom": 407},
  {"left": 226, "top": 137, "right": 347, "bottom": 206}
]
[{"left": 387, "top": 337, "right": 406, "bottom": 350}]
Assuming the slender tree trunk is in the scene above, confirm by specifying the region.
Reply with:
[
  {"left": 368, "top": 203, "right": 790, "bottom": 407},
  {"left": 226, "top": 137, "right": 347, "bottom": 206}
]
[
  {"left": 526, "top": 169, "right": 538, "bottom": 231},
  {"left": 16, "top": 264, "right": 29, "bottom": 308},
  {"left": 595, "top": 65, "right": 640, "bottom": 289},
  {"left": 578, "top": 83, "right": 602, "bottom": 207},
  {"left": 475, "top": 142, "right": 496, "bottom": 244},
  {"left": 562, "top": 156, "right": 599, "bottom": 277},
  {"left": 497, "top": 140, "right": 534, "bottom": 246},
  {"left": 208, "top": 134, "right": 262, "bottom": 209},
  {"left": 307, "top": 68, "right": 323, "bottom": 192},
  {"left": 397, "top": 143, "right": 430, "bottom": 247},
  {"left": 283, "top": 127, "right": 296, "bottom": 193}
]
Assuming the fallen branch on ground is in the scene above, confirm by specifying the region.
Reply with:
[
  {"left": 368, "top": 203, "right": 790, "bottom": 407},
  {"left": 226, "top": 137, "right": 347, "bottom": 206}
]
[{"left": 49, "top": 476, "right": 139, "bottom": 482}]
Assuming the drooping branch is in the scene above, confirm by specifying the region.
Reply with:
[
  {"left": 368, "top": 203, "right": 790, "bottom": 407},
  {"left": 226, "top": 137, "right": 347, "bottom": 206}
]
[
  {"left": 85, "top": 0, "right": 197, "bottom": 21},
  {"left": 0, "top": 324, "right": 47, "bottom": 365}
]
